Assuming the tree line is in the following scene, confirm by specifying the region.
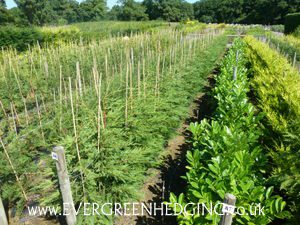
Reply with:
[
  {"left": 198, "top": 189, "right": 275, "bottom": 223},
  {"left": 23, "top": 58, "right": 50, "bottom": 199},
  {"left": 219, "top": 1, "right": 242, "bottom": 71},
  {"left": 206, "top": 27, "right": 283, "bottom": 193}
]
[
  {"left": 0, "top": 0, "right": 299, "bottom": 26},
  {"left": 0, "top": 0, "right": 107, "bottom": 25}
]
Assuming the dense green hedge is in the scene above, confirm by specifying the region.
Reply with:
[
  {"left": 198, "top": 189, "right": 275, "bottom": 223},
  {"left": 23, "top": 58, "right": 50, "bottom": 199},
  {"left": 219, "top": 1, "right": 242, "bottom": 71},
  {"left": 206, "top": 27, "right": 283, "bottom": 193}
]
[
  {"left": 285, "top": 13, "right": 300, "bottom": 34},
  {"left": 268, "top": 35, "right": 300, "bottom": 62},
  {"left": 270, "top": 24, "right": 284, "bottom": 33},
  {"left": 170, "top": 39, "right": 287, "bottom": 225},
  {"left": 245, "top": 36, "right": 300, "bottom": 223},
  {"left": 0, "top": 26, "right": 43, "bottom": 51},
  {"left": 0, "top": 22, "right": 168, "bottom": 51},
  {"left": 0, "top": 25, "right": 82, "bottom": 51},
  {"left": 74, "top": 21, "right": 167, "bottom": 40}
]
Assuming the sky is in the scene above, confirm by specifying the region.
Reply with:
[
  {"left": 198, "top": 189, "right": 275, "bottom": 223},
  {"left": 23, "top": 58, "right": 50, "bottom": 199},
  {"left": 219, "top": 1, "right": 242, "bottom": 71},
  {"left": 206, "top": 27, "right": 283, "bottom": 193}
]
[{"left": 6, "top": 0, "right": 197, "bottom": 9}]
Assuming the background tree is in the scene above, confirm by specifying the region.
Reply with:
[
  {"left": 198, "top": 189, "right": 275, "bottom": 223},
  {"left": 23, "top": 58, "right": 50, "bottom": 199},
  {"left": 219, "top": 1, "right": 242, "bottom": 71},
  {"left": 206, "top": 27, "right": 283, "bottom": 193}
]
[
  {"left": 15, "top": 0, "right": 57, "bottom": 25},
  {"left": 143, "top": 0, "right": 161, "bottom": 20},
  {"left": 161, "top": 0, "right": 193, "bottom": 22},
  {"left": 14, "top": 0, "right": 106, "bottom": 25},
  {"left": 8, "top": 7, "right": 29, "bottom": 25},
  {"left": 242, "top": 0, "right": 300, "bottom": 24},
  {"left": 0, "top": 0, "right": 6, "bottom": 8},
  {"left": 107, "top": 5, "right": 122, "bottom": 20},
  {"left": 193, "top": 0, "right": 300, "bottom": 24},
  {"left": 0, "top": 0, "right": 11, "bottom": 25},
  {"left": 52, "top": 0, "right": 79, "bottom": 24},
  {"left": 143, "top": 0, "right": 193, "bottom": 22},
  {"left": 78, "top": 0, "right": 106, "bottom": 22},
  {"left": 4, "top": 0, "right": 300, "bottom": 25},
  {"left": 118, "top": 0, "right": 148, "bottom": 21}
]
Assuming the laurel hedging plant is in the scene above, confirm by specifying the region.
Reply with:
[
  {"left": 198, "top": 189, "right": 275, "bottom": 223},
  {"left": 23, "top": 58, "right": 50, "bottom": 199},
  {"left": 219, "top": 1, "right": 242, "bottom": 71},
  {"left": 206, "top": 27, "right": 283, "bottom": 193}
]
[
  {"left": 0, "top": 28, "right": 226, "bottom": 224},
  {"left": 245, "top": 36, "right": 300, "bottom": 223},
  {"left": 169, "top": 39, "right": 288, "bottom": 225}
]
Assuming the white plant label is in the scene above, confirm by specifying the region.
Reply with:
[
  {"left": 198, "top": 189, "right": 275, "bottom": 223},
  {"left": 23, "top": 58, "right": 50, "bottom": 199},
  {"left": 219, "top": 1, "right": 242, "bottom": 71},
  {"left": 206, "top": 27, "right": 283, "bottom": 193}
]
[
  {"left": 52, "top": 152, "right": 58, "bottom": 161},
  {"left": 222, "top": 203, "right": 235, "bottom": 214}
]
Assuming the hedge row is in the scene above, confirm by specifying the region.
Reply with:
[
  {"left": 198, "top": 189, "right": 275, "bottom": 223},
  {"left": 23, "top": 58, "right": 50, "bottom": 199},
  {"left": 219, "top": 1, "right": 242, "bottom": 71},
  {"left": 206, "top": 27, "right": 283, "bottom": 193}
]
[
  {"left": 0, "top": 26, "right": 81, "bottom": 51},
  {"left": 170, "top": 39, "right": 287, "bottom": 225},
  {"left": 285, "top": 13, "right": 300, "bottom": 34},
  {"left": 0, "top": 26, "right": 43, "bottom": 51},
  {"left": 245, "top": 36, "right": 300, "bottom": 223},
  {"left": 268, "top": 34, "right": 300, "bottom": 62},
  {"left": 0, "top": 22, "right": 168, "bottom": 51}
]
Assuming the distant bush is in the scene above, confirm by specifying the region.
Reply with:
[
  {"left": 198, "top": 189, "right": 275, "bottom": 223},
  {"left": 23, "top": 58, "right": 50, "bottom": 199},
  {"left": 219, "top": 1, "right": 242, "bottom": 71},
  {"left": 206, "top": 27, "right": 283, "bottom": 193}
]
[
  {"left": 217, "top": 23, "right": 226, "bottom": 28},
  {"left": 0, "top": 22, "right": 168, "bottom": 51},
  {"left": 176, "top": 20, "right": 207, "bottom": 34},
  {"left": 39, "top": 26, "right": 81, "bottom": 43},
  {"left": 285, "top": 13, "right": 300, "bottom": 34},
  {"left": 245, "top": 25, "right": 269, "bottom": 35},
  {"left": 268, "top": 35, "right": 300, "bottom": 62},
  {"left": 270, "top": 24, "right": 284, "bottom": 33},
  {"left": 293, "top": 26, "right": 300, "bottom": 37},
  {"left": 0, "top": 25, "right": 81, "bottom": 51},
  {"left": 0, "top": 26, "right": 43, "bottom": 51},
  {"left": 73, "top": 21, "right": 167, "bottom": 39}
]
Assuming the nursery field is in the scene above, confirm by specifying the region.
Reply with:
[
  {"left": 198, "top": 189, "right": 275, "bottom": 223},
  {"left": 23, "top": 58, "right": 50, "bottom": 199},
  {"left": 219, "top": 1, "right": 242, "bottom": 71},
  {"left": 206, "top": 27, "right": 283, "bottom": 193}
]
[
  {"left": 0, "top": 21, "right": 300, "bottom": 225},
  {"left": 0, "top": 22, "right": 226, "bottom": 224}
]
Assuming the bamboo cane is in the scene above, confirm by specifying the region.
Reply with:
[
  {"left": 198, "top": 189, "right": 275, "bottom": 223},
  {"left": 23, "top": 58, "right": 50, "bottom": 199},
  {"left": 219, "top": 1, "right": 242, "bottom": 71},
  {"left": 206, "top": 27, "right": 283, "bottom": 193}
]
[
  {"left": 137, "top": 60, "right": 141, "bottom": 98},
  {"left": 125, "top": 63, "right": 129, "bottom": 126},
  {"left": 10, "top": 103, "right": 17, "bottom": 135},
  {"left": 41, "top": 94, "right": 47, "bottom": 112},
  {"left": 76, "top": 62, "right": 83, "bottom": 97},
  {"left": 12, "top": 67, "right": 23, "bottom": 99},
  {"left": 155, "top": 54, "right": 161, "bottom": 98},
  {"left": 105, "top": 54, "right": 108, "bottom": 87},
  {"left": 35, "top": 96, "right": 45, "bottom": 143},
  {"left": 97, "top": 72, "right": 103, "bottom": 152},
  {"left": 0, "top": 99, "right": 7, "bottom": 118},
  {"left": 23, "top": 98, "right": 29, "bottom": 125},
  {"left": 0, "top": 137, "right": 28, "bottom": 201},
  {"left": 129, "top": 60, "right": 133, "bottom": 110},
  {"left": 142, "top": 58, "right": 146, "bottom": 98},
  {"left": 44, "top": 61, "right": 49, "bottom": 78},
  {"left": 59, "top": 66, "right": 63, "bottom": 132},
  {"left": 68, "top": 77, "right": 86, "bottom": 200},
  {"left": 12, "top": 102, "right": 20, "bottom": 125}
]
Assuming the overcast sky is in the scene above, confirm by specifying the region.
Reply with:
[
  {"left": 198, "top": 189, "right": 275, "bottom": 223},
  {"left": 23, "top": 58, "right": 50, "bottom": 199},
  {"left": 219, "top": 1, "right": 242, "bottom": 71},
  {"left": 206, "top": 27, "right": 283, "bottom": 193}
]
[{"left": 6, "top": 0, "right": 198, "bottom": 9}]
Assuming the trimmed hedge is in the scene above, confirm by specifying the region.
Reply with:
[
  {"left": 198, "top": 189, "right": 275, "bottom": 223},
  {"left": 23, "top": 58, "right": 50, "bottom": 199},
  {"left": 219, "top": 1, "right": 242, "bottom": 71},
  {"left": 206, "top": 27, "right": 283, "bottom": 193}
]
[
  {"left": 285, "top": 13, "right": 300, "bottom": 34},
  {"left": 268, "top": 34, "right": 300, "bottom": 62},
  {"left": 0, "top": 22, "right": 167, "bottom": 51},
  {"left": 170, "top": 39, "right": 288, "bottom": 225},
  {"left": 0, "top": 25, "right": 82, "bottom": 51},
  {"left": 245, "top": 36, "right": 300, "bottom": 222},
  {"left": 0, "top": 26, "right": 43, "bottom": 51},
  {"left": 270, "top": 24, "right": 284, "bottom": 33}
]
